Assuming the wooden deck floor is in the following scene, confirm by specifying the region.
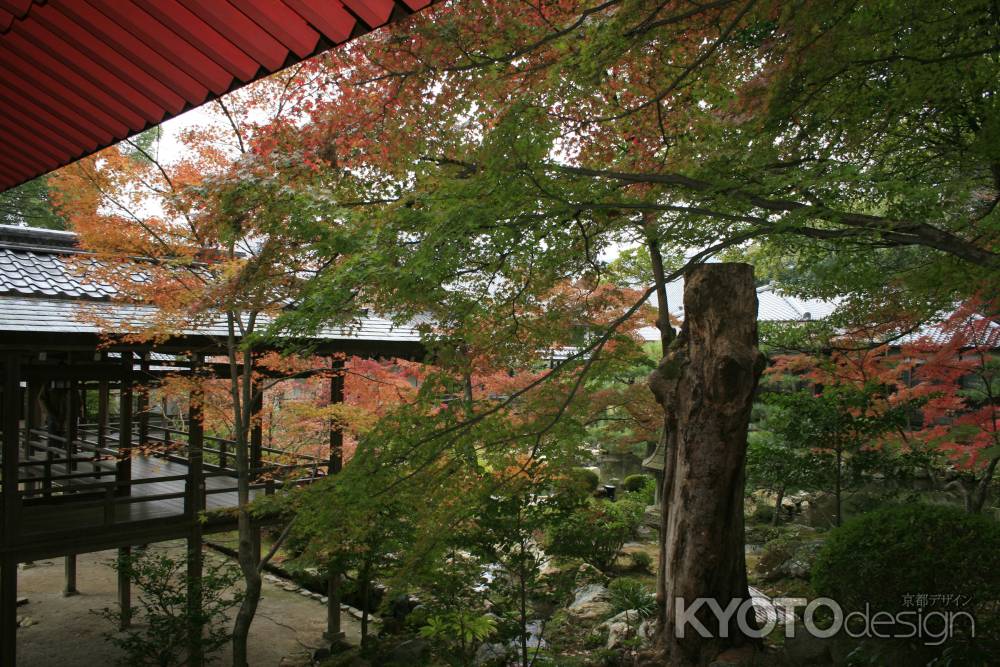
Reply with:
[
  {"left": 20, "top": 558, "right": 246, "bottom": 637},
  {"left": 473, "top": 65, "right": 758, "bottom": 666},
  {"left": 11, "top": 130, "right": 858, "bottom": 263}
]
[{"left": 18, "top": 455, "right": 248, "bottom": 535}]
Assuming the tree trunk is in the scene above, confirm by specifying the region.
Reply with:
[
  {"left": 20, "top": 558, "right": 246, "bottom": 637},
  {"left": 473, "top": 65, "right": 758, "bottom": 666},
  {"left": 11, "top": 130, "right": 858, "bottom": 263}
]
[
  {"left": 969, "top": 457, "right": 998, "bottom": 513},
  {"left": 360, "top": 561, "right": 371, "bottom": 650},
  {"left": 834, "top": 448, "right": 842, "bottom": 528},
  {"left": 772, "top": 487, "right": 785, "bottom": 526},
  {"left": 232, "top": 508, "right": 261, "bottom": 667},
  {"left": 650, "top": 263, "right": 765, "bottom": 666}
]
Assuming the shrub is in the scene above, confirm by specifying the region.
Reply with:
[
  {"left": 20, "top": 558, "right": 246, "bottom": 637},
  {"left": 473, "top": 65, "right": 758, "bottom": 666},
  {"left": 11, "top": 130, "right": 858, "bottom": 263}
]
[
  {"left": 622, "top": 474, "right": 651, "bottom": 494},
  {"left": 98, "top": 550, "right": 242, "bottom": 667},
  {"left": 607, "top": 577, "right": 655, "bottom": 619},
  {"left": 546, "top": 498, "right": 644, "bottom": 571},
  {"left": 571, "top": 467, "right": 601, "bottom": 492},
  {"left": 812, "top": 503, "right": 1000, "bottom": 663},
  {"left": 629, "top": 550, "right": 652, "bottom": 572},
  {"left": 749, "top": 503, "right": 775, "bottom": 525}
]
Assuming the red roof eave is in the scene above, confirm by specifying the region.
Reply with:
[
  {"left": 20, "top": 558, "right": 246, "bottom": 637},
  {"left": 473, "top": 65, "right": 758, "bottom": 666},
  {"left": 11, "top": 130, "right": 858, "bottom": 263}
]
[{"left": 0, "top": 0, "right": 434, "bottom": 193}]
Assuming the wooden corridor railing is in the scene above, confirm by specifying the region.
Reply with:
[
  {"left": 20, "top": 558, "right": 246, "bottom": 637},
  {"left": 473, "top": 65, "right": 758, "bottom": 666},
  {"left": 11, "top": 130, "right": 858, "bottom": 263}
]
[{"left": 2, "top": 419, "right": 325, "bottom": 540}]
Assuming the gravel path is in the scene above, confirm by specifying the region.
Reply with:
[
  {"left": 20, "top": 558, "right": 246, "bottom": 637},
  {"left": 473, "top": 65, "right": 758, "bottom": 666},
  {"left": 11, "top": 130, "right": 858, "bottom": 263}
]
[{"left": 15, "top": 541, "right": 360, "bottom": 666}]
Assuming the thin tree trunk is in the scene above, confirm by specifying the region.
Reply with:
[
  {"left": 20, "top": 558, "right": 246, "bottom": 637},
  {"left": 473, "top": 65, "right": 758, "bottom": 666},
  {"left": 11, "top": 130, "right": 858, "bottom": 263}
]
[
  {"left": 518, "top": 523, "right": 529, "bottom": 667},
  {"left": 226, "top": 311, "right": 262, "bottom": 667},
  {"left": 772, "top": 487, "right": 785, "bottom": 526},
  {"left": 360, "top": 561, "right": 371, "bottom": 650},
  {"left": 643, "top": 225, "right": 679, "bottom": 627},
  {"left": 834, "top": 448, "right": 842, "bottom": 528},
  {"left": 970, "top": 457, "right": 998, "bottom": 513},
  {"left": 649, "top": 263, "right": 765, "bottom": 665}
]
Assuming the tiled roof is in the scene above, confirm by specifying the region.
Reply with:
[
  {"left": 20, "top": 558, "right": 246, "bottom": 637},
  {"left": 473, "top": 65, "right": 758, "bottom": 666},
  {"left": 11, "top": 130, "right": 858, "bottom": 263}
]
[
  {"left": 0, "top": 225, "right": 422, "bottom": 344},
  {"left": 637, "top": 279, "right": 839, "bottom": 341},
  {"left": 895, "top": 313, "right": 1000, "bottom": 348},
  {"left": 0, "top": 247, "right": 117, "bottom": 300},
  {"left": 0, "top": 296, "right": 423, "bottom": 342}
]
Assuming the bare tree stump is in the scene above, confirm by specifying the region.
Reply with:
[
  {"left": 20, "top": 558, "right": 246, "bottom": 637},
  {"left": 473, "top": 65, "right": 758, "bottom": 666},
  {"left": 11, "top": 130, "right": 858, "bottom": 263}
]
[{"left": 650, "top": 263, "right": 765, "bottom": 665}]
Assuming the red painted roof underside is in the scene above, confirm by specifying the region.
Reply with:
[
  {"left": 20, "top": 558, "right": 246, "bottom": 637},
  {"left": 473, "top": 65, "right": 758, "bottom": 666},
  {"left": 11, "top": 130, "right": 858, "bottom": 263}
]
[{"left": 0, "top": 0, "right": 432, "bottom": 193}]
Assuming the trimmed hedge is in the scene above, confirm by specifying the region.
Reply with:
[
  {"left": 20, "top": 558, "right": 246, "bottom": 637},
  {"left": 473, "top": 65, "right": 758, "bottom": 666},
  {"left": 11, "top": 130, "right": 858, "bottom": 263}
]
[{"left": 812, "top": 503, "right": 1000, "bottom": 662}]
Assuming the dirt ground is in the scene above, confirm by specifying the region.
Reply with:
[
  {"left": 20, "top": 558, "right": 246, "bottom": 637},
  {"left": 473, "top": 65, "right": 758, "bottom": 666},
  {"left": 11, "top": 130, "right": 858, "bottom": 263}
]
[{"left": 15, "top": 540, "right": 361, "bottom": 667}]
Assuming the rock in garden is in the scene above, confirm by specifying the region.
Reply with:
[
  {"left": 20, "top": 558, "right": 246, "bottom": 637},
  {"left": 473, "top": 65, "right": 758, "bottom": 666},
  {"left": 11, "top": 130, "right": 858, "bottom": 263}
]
[
  {"left": 785, "top": 630, "right": 830, "bottom": 663},
  {"left": 708, "top": 645, "right": 756, "bottom": 667},
  {"left": 574, "top": 563, "right": 608, "bottom": 587},
  {"left": 474, "top": 642, "right": 509, "bottom": 667},
  {"left": 599, "top": 609, "right": 645, "bottom": 650},
  {"left": 568, "top": 583, "right": 612, "bottom": 619},
  {"left": 384, "top": 639, "right": 430, "bottom": 665}
]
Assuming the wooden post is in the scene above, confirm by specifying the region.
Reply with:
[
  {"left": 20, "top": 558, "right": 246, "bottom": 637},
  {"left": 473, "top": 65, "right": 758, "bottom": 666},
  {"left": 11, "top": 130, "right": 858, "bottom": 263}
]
[
  {"left": 23, "top": 380, "right": 40, "bottom": 500},
  {"left": 66, "top": 380, "right": 79, "bottom": 473},
  {"left": 117, "top": 546, "right": 131, "bottom": 629},
  {"left": 138, "top": 353, "right": 149, "bottom": 458},
  {"left": 117, "top": 352, "right": 133, "bottom": 497},
  {"left": 325, "top": 356, "right": 346, "bottom": 641},
  {"left": 3, "top": 354, "right": 20, "bottom": 543},
  {"left": 0, "top": 557, "right": 15, "bottom": 667},
  {"left": 2, "top": 353, "right": 20, "bottom": 667},
  {"left": 250, "top": 378, "right": 263, "bottom": 477},
  {"left": 328, "top": 356, "right": 344, "bottom": 475},
  {"left": 63, "top": 555, "right": 78, "bottom": 596},
  {"left": 97, "top": 375, "right": 109, "bottom": 475}
]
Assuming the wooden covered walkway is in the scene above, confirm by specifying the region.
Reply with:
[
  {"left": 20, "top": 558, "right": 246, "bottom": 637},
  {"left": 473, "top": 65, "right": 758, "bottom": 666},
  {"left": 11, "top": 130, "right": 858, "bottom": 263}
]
[{"left": 0, "top": 223, "right": 426, "bottom": 665}]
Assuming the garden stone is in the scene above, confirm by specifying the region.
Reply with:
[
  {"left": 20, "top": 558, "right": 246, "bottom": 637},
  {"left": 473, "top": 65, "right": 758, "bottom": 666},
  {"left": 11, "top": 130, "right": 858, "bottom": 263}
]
[
  {"left": 599, "top": 609, "right": 644, "bottom": 649},
  {"left": 385, "top": 639, "right": 430, "bottom": 665},
  {"left": 568, "top": 583, "right": 612, "bottom": 619},
  {"left": 785, "top": 630, "right": 830, "bottom": 663},
  {"left": 509, "top": 620, "right": 547, "bottom": 650},
  {"left": 474, "top": 642, "right": 509, "bottom": 666},
  {"left": 708, "top": 646, "right": 756, "bottom": 666},
  {"left": 574, "top": 563, "right": 607, "bottom": 587}
]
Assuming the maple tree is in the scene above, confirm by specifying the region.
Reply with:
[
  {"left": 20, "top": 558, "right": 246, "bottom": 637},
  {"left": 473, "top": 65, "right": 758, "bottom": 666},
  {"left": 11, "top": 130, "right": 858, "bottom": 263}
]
[
  {"left": 193, "top": 1, "right": 1000, "bottom": 661},
  {"left": 48, "top": 70, "right": 374, "bottom": 667},
  {"left": 34, "top": 0, "right": 1000, "bottom": 662},
  {"left": 0, "top": 174, "right": 66, "bottom": 229},
  {"left": 896, "top": 300, "right": 1000, "bottom": 513},
  {"left": 762, "top": 296, "right": 1000, "bottom": 515}
]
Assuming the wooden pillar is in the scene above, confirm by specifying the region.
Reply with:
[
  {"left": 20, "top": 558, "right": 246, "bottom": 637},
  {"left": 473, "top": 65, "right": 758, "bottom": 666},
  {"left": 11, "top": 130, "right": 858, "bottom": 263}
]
[
  {"left": 325, "top": 356, "right": 345, "bottom": 641},
  {"left": 117, "top": 352, "right": 133, "bottom": 498},
  {"left": 250, "top": 378, "right": 263, "bottom": 477},
  {"left": 3, "top": 354, "right": 20, "bottom": 542},
  {"left": 97, "top": 375, "right": 109, "bottom": 475},
  {"left": 23, "top": 380, "right": 40, "bottom": 457},
  {"left": 0, "top": 557, "right": 15, "bottom": 667},
  {"left": 328, "top": 356, "right": 344, "bottom": 476},
  {"left": 138, "top": 353, "right": 150, "bottom": 455},
  {"left": 117, "top": 546, "right": 131, "bottom": 629},
  {"left": 63, "top": 555, "right": 78, "bottom": 596},
  {"left": 65, "top": 380, "right": 79, "bottom": 473},
  {"left": 2, "top": 353, "right": 20, "bottom": 667}
]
